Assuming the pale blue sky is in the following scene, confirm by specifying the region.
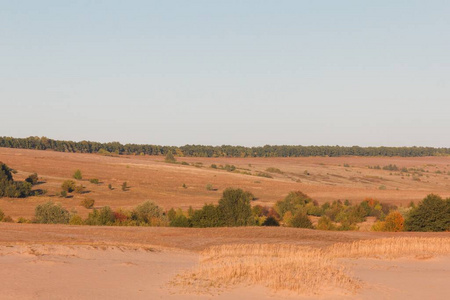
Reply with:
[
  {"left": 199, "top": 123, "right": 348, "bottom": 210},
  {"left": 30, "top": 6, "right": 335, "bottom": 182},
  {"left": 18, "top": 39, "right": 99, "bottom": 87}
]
[{"left": 1, "top": 1, "right": 449, "bottom": 146}]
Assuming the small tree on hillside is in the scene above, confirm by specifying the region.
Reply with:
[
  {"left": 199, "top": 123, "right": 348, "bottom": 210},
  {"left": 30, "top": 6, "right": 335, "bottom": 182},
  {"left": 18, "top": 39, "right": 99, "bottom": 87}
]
[
  {"left": 165, "top": 151, "right": 176, "bottom": 163},
  {"left": 218, "top": 188, "right": 253, "bottom": 226}
]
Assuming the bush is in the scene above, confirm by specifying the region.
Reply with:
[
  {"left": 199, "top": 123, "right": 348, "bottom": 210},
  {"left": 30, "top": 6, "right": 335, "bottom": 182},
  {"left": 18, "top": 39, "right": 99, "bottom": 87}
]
[
  {"left": 275, "top": 191, "right": 313, "bottom": 217},
  {"left": 0, "top": 208, "right": 4, "bottom": 221},
  {"left": 89, "top": 178, "right": 99, "bottom": 184},
  {"left": 74, "top": 185, "right": 85, "bottom": 194},
  {"left": 170, "top": 215, "right": 191, "bottom": 227},
  {"left": 34, "top": 202, "right": 70, "bottom": 224},
  {"left": 69, "top": 214, "right": 84, "bottom": 225},
  {"left": 85, "top": 206, "right": 115, "bottom": 226},
  {"left": 290, "top": 212, "right": 313, "bottom": 229},
  {"left": 317, "top": 216, "right": 336, "bottom": 230},
  {"left": 61, "top": 180, "right": 76, "bottom": 193},
  {"left": 262, "top": 216, "right": 279, "bottom": 226},
  {"left": 60, "top": 191, "right": 68, "bottom": 198},
  {"left": 121, "top": 182, "right": 128, "bottom": 191},
  {"left": 80, "top": 198, "right": 95, "bottom": 209},
  {"left": 190, "top": 204, "right": 224, "bottom": 228},
  {"left": 383, "top": 211, "right": 404, "bottom": 232},
  {"left": 73, "top": 169, "right": 82, "bottom": 180},
  {"left": 405, "top": 194, "right": 450, "bottom": 231},
  {"left": 211, "top": 164, "right": 217, "bottom": 169},
  {"left": 165, "top": 151, "right": 176, "bottom": 163},
  {"left": 132, "top": 201, "right": 166, "bottom": 226},
  {"left": 218, "top": 188, "right": 253, "bottom": 226},
  {"left": 108, "top": 184, "right": 113, "bottom": 190},
  {"left": 25, "top": 173, "right": 39, "bottom": 185},
  {"left": 206, "top": 183, "right": 214, "bottom": 191},
  {"left": 0, "top": 163, "right": 32, "bottom": 198},
  {"left": 3, "top": 215, "right": 14, "bottom": 222}
]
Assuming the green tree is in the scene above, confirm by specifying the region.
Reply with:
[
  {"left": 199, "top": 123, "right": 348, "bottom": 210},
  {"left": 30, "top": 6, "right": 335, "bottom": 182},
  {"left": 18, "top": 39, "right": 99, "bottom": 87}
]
[
  {"left": 25, "top": 173, "right": 39, "bottom": 185},
  {"left": 61, "top": 180, "right": 76, "bottom": 193},
  {"left": 217, "top": 188, "right": 253, "bottom": 226},
  {"left": 275, "top": 191, "right": 313, "bottom": 217},
  {"left": 190, "top": 204, "right": 223, "bottom": 228},
  {"left": 405, "top": 194, "right": 450, "bottom": 231}
]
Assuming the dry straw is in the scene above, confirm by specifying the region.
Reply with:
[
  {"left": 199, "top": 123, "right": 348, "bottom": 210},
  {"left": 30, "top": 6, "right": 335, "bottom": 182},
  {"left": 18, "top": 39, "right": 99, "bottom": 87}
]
[{"left": 173, "top": 238, "right": 450, "bottom": 295}]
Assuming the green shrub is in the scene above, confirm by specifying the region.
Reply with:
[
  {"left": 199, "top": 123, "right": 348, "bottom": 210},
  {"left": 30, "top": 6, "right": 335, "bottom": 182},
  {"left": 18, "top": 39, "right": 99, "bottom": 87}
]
[
  {"left": 210, "top": 164, "right": 217, "bottom": 169},
  {"left": 34, "top": 202, "right": 70, "bottom": 224},
  {"left": 0, "top": 208, "right": 4, "bottom": 221},
  {"left": 275, "top": 191, "right": 313, "bottom": 217},
  {"left": 3, "top": 215, "right": 13, "bottom": 222},
  {"left": 25, "top": 173, "right": 39, "bottom": 185},
  {"left": 165, "top": 151, "right": 176, "bottom": 163},
  {"left": 218, "top": 188, "right": 253, "bottom": 226},
  {"left": 73, "top": 169, "right": 82, "bottom": 180},
  {"left": 80, "top": 198, "right": 95, "bottom": 209},
  {"left": 69, "top": 214, "right": 84, "bottom": 225},
  {"left": 132, "top": 201, "right": 166, "bottom": 226},
  {"left": 262, "top": 216, "right": 279, "bottom": 226},
  {"left": 61, "top": 180, "right": 76, "bottom": 193},
  {"left": 290, "top": 212, "right": 313, "bottom": 229},
  {"left": 17, "top": 217, "right": 31, "bottom": 223},
  {"left": 181, "top": 161, "right": 189, "bottom": 165},
  {"left": 0, "top": 163, "right": 32, "bottom": 198},
  {"left": 167, "top": 208, "right": 177, "bottom": 221},
  {"left": 121, "top": 182, "right": 128, "bottom": 191},
  {"left": 317, "top": 216, "right": 336, "bottom": 230},
  {"left": 206, "top": 183, "right": 214, "bottom": 191},
  {"left": 89, "top": 178, "right": 99, "bottom": 184},
  {"left": 405, "top": 194, "right": 450, "bottom": 231},
  {"left": 190, "top": 204, "right": 224, "bottom": 228},
  {"left": 108, "top": 184, "right": 113, "bottom": 190},
  {"left": 60, "top": 191, "right": 68, "bottom": 198},
  {"left": 170, "top": 215, "right": 191, "bottom": 227},
  {"left": 74, "top": 185, "right": 85, "bottom": 194},
  {"left": 85, "top": 206, "right": 115, "bottom": 226}
]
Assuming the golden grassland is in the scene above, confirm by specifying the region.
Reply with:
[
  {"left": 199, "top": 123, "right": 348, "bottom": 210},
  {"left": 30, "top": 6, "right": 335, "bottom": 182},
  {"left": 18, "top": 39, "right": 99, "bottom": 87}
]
[{"left": 173, "top": 237, "right": 450, "bottom": 296}]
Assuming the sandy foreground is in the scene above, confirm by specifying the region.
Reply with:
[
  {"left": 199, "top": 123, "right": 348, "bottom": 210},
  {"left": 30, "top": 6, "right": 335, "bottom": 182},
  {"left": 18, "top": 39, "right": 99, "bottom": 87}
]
[{"left": 0, "top": 224, "right": 449, "bottom": 299}]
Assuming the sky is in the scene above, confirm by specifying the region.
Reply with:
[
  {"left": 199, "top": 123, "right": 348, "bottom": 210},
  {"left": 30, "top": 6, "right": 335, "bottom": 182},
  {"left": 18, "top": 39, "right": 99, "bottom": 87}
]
[{"left": 1, "top": 1, "right": 449, "bottom": 147}]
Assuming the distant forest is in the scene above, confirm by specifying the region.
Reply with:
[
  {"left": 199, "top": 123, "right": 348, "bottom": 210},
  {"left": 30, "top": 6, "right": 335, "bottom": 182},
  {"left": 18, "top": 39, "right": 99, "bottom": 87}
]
[{"left": 0, "top": 136, "right": 449, "bottom": 158}]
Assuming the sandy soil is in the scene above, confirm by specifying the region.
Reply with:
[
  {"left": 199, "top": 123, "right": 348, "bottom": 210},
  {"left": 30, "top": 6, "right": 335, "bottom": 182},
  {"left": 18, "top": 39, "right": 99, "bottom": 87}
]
[
  {"left": 1, "top": 148, "right": 449, "bottom": 219},
  {"left": 0, "top": 224, "right": 449, "bottom": 299}
]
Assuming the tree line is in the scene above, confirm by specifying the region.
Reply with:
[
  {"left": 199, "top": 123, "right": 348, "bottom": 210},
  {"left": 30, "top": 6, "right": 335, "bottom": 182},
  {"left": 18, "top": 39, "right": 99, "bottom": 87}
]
[{"left": 1, "top": 136, "right": 449, "bottom": 157}]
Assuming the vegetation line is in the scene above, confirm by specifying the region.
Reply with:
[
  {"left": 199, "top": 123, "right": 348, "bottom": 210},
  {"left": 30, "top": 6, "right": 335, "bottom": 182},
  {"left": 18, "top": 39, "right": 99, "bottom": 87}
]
[{"left": 1, "top": 136, "right": 450, "bottom": 157}]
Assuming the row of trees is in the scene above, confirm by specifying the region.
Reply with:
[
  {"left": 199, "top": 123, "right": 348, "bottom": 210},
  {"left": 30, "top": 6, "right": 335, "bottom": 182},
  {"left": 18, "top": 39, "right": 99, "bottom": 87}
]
[
  {"left": 3, "top": 184, "right": 448, "bottom": 231},
  {"left": 0, "top": 163, "right": 34, "bottom": 198},
  {"left": 1, "top": 136, "right": 449, "bottom": 157}
]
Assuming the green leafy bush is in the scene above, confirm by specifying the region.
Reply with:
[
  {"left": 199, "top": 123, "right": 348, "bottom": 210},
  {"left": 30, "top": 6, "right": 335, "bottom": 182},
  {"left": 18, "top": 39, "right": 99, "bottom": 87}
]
[
  {"left": 190, "top": 204, "right": 224, "bottom": 228},
  {"left": 80, "top": 198, "right": 95, "bottom": 209},
  {"left": 85, "top": 206, "right": 115, "bottom": 226},
  {"left": 25, "top": 173, "right": 39, "bottom": 185},
  {"left": 405, "top": 194, "right": 450, "bottom": 231},
  {"left": 73, "top": 169, "right": 82, "bottom": 180},
  {"left": 0, "top": 208, "right": 4, "bottom": 221},
  {"left": 132, "top": 201, "right": 167, "bottom": 226},
  {"left": 170, "top": 215, "right": 191, "bottom": 227},
  {"left": 61, "top": 180, "right": 76, "bottom": 193},
  {"left": 69, "top": 214, "right": 84, "bottom": 225},
  {"left": 289, "top": 212, "right": 313, "bottom": 229},
  {"left": 89, "top": 178, "right": 99, "bottom": 184},
  {"left": 34, "top": 202, "right": 70, "bottom": 224}
]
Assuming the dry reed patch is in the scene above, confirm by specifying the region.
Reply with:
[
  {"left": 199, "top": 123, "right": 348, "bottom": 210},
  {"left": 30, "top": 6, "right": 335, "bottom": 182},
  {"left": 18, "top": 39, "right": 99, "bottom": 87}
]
[
  {"left": 328, "top": 237, "right": 450, "bottom": 259},
  {"left": 171, "top": 244, "right": 360, "bottom": 295}
]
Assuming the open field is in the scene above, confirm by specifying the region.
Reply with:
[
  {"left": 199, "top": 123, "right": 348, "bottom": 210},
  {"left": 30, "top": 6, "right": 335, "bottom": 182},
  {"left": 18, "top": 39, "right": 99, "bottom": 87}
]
[
  {"left": 0, "top": 147, "right": 449, "bottom": 219},
  {"left": 0, "top": 224, "right": 449, "bottom": 299}
]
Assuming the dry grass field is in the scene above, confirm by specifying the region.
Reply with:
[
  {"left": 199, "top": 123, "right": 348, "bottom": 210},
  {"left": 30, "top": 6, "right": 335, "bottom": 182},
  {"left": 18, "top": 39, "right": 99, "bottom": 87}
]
[
  {"left": 0, "top": 147, "right": 449, "bottom": 219},
  {"left": 0, "top": 224, "right": 449, "bottom": 299},
  {"left": 1, "top": 148, "right": 450, "bottom": 299}
]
